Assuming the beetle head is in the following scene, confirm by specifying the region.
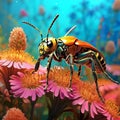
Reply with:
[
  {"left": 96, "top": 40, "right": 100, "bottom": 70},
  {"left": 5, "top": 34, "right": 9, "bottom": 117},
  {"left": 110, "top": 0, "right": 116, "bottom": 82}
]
[{"left": 38, "top": 37, "right": 57, "bottom": 58}]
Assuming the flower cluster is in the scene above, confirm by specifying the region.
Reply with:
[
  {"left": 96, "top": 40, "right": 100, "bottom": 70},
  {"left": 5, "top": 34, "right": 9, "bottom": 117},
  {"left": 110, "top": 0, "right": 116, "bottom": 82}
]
[{"left": 0, "top": 27, "right": 119, "bottom": 120}]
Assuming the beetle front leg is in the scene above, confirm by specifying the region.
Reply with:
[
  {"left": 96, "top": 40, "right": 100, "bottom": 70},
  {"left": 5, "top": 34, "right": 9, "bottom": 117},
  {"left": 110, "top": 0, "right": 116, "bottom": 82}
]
[
  {"left": 34, "top": 58, "right": 41, "bottom": 72},
  {"left": 45, "top": 53, "right": 54, "bottom": 90},
  {"left": 66, "top": 54, "right": 74, "bottom": 91}
]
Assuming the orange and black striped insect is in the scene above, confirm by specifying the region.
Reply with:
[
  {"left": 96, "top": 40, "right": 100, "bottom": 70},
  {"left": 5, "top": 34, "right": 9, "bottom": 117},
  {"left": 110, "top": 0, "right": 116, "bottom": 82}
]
[{"left": 23, "top": 14, "right": 119, "bottom": 102}]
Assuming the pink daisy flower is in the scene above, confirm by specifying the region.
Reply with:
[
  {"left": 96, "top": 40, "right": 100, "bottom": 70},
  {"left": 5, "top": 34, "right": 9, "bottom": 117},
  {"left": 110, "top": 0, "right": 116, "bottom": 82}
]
[
  {"left": 72, "top": 81, "right": 104, "bottom": 118},
  {"left": 46, "top": 66, "right": 80, "bottom": 99},
  {"left": 0, "top": 49, "right": 36, "bottom": 69},
  {"left": 9, "top": 69, "right": 46, "bottom": 101},
  {"left": 0, "top": 27, "right": 36, "bottom": 69}
]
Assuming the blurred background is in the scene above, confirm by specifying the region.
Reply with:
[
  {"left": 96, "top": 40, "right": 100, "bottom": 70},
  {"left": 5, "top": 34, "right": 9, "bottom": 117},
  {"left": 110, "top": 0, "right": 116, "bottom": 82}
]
[{"left": 0, "top": 0, "right": 120, "bottom": 81}]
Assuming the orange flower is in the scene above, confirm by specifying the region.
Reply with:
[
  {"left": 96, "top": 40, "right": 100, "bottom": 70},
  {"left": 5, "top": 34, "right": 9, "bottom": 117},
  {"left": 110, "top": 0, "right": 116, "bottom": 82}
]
[
  {"left": 113, "top": 0, "right": 120, "bottom": 11},
  {"left": 2, "top": 108, "right": 27, "bottom": 120},
  {"left": 0, "top": 49, "right": 35, "bottom": 69},
  {"left": 8, "top": 27, "right": 27, "bottom": 50},
  {"left": 100, "top": 100, "right": 120, "bottom": 120},
  {"left": 105, "top": 41, "right": 115, "bottom": 54}
]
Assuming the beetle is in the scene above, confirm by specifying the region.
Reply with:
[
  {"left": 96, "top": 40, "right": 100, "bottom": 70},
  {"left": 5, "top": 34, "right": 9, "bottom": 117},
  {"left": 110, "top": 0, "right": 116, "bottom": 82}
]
[{"left": 23, "top": 15, "right": 119, "bottom": 103}]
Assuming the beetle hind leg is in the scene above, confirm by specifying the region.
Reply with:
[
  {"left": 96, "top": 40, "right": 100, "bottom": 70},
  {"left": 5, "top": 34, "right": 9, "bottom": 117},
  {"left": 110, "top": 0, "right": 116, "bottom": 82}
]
[
  {"left": 90, "top": 59, "right": 105, "bottom": 103},
  {"left": 74, "top": 57, "right": 104, "bottom": 103}
]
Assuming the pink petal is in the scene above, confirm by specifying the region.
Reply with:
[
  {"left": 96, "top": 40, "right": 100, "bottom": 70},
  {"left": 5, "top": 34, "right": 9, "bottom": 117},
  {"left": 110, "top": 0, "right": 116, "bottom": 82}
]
[
  {"left": 11, "top": 85, "right": 21, "bottom": 90},
  {"left": 73, "top": 93, "right": 81, "bottom": 99},
  {"left": 84, "top": 101, "right": 89, "bottom": 111},
  {"left": 94, "top": 102, "right": 104, "bottom": 112},
  {"left": 54, "top": 86, "right": 60, "bottom": 97},
  {"left": 91, "top": 103, "right": 98, "bottom": 114},
  {"left": 10, "top": 75, "right": 20, "bottom": 80},
  {"left": 36, "top": 88, "right": 42, "bottom": 97},
  {"left": 17, "top": 72, "right": 24, "bottom": 77},
  {"left": 60, "top": 90, "right": 65, "bottom": 99},
  {"left": 13, "top": 88, "right": 24, "bottom": 94},
  {"left": 14, "top": 62, "right": 21, "bottom": 69},
  {"left": 0, "top": 59, "right": 8, "bottom": 64},
  {"left": 72, "top": 97, "right": 85, "bottom": 105},
  {"left": 37, "top": 87, "right": 45, "bottom": 95},
  {"left": 81, "top": 101, "right": 89, "bottom": 113},
  {"left": 7, "top": 61, "right": 13, "bottom": 68},
  {"left": 2, "top": 60, "right": 10, "bottom": 66},
  {"left": 9, "top": 80, "right": 21, "bottom": 85},
  {"left": 47, "top": 82, "right": 55, "bottom": 90},
  {"left": 107, "top": 114, "right": 112, "bottom": 120},
  {"left": 60, "top": 87, "right": 69, "bottom": 98},
  {"left": 20, "top": 88, "right": 29, "bottom": 98},
  {"left": 31, "top": 89, "right": 36, "bottom": 101},
  {"left": 90, "top": 103, "right": 98, "bottom": 118}
]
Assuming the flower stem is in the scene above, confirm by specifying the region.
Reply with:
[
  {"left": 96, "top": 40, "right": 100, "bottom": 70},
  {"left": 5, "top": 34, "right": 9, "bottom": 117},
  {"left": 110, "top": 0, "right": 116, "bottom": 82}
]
[{"left": 30, "top": 100, "right": 36, "bottom": 120}]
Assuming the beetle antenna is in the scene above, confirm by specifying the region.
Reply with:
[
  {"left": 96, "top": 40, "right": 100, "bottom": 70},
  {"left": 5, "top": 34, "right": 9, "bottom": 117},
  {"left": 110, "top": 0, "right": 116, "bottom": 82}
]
[
  {"left": 64, "top": 25, "right": 77, "bottom": 36},
  {"left": 22, "top": 21, "right": 43, "bottom": 41},
  {"left": 46, "top": 14, "right": 59, "bottom": 40}
]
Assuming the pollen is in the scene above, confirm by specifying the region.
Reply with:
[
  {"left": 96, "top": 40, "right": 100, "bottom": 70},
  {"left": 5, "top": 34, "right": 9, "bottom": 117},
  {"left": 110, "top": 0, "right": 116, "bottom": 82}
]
[
  {"left": 48, "top": 66, "right": 80, "bottom": 88},
  {"left": 105, "top": 100, "right": 120, "bottom": 118},
  {"left": 21, "top": 70, "right": 46, "bottom": 88},
  {"left": 77, "top": 82, "right": 100, "bottom": 102},
  {"left": 8, "top": 27, "right": 27, "bottom": 50},
  {"left": 0, "top": 49, "right": 36, "bottom": 65}
]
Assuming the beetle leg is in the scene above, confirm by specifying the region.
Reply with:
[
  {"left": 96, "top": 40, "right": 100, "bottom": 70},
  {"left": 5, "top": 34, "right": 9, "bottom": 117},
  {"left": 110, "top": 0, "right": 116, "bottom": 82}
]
[
  {"left": 75, "top": 50, "right": 119, "bottom": 84},
  {"left": 92, "top": 56, "right": 119, "bottom": 84},
  {"left": 66, "top": 54, "right": 74, "bottom": 91},
  {"left": 74, "top": 57, "right": 104, "bottom": 103},
  {"left": 35, "top": 58, "right": 41, "bottom": 72},
  {"left": 32, "top": 58, "right": 41, "bottom": 73},
  {"left": 78, "top": 65, "right": 81, "bottom": 76},
  {"left": 45, "top": 53, "right": 54, "bottom": 90},
  {"left": 89, "top": 52, "right": 119, "bottom": 84},
  {"left": 90, "top": 58, "right": 105, "bottom": 103}
]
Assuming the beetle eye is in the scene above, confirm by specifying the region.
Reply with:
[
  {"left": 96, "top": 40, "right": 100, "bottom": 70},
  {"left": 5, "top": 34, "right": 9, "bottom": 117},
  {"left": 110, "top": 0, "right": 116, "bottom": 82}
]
[{"left": 47, "top": 41, "right": 53, "bottom": 48}]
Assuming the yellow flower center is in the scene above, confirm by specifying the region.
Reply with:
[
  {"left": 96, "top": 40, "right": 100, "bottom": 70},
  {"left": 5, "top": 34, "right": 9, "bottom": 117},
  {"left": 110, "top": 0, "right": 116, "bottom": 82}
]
[
  {"left": 21, "top": 70, "right": 46, "bottom": 88},
  {"left": 105, "top": 100, "right": 120, "bottom": 118},
  {"left": 78, "top": 82, "right": 100, "bottom": 102},
  {"left": 0, "top": 49, "right": 36, "bottom": 65},
  {"left": 48, "top": 67, "right": 80, "bottom": 88}
]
